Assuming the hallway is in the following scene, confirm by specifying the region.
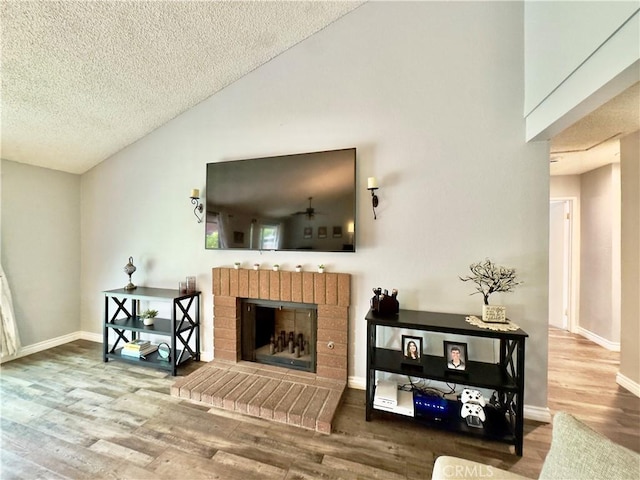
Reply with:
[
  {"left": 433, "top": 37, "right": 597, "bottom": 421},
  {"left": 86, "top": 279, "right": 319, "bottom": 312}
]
[{"left": 547, "top": 327, "right": 639, "bottom": 453}]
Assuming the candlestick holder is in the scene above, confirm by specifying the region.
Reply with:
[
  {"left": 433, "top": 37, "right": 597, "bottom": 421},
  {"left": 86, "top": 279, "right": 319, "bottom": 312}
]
[{"left": 123, "top": 256, "right": 137, "bottom": 290}]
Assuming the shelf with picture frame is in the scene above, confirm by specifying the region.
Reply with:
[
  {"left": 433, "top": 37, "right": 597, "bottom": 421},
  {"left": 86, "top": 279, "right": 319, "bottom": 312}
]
[{"left": 365, "top": 308, "right": 528, "bottom": 456}]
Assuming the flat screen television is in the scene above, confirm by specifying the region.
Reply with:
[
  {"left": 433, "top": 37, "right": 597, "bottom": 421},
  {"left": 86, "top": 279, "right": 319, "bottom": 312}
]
[{"left": 205, "top": 148, "right": 356, "bottom": 252}]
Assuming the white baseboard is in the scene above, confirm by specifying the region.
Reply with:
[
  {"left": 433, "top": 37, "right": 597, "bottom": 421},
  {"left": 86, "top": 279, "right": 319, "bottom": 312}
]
[
  {"left": 348, "top": 375, "right": 366, "bottom": 390},
  {"left": 0, "top": 331, "right": 83, "bottom": 364},
  {"left": 200, "top": 350, "right": 214, "bottom": 362},
  {"left": 616, "top": 372, "right": 640, "bottom": 397},
  {"left": 524, "top": 405, "right": 552, "bottom": 423},
  {"left": 576, "top": 326, "right": 620, "bottom": 352},
  {"left": 81, "top": 331, "right": 102, "bottom": 343}
]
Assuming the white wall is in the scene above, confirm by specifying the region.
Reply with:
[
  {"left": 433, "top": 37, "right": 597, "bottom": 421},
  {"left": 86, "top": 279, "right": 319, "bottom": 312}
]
[
  {"left": 1, "top": 160, "right": 81, "bottom": 346},
  {"left": 579, "top": 164, "right": 621, "bottom": 344},
  {"left": 80, "top": 2, "right": 550, "bottom": 409},
  {"left": 525, "top": 1, "right": 639, "bottom": 140}
]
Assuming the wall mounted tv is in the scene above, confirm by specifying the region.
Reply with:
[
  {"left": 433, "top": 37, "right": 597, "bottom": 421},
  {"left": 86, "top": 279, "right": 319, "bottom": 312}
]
[{"left": 205, "top": 148, "right": 356, "bottom": 252}]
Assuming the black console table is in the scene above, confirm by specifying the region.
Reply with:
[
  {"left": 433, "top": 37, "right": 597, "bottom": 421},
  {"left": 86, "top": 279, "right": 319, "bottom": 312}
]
[
  {"left": 365, "top": 309, "right": 528, "bottom": 455},
  {"left": 103, "top": 287, "right": 200, "bottom": 375}
]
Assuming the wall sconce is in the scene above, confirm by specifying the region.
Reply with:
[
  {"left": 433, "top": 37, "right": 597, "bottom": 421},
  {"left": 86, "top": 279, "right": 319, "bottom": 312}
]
[
  {"left": 190, "top": 188, "right": 203, "bottom": 223},
  {"left": 367, "top": 177, "right": 379, "bottom": 219},
  {"left": 347, "top": 221, "right": 355, "bottom": 244}
]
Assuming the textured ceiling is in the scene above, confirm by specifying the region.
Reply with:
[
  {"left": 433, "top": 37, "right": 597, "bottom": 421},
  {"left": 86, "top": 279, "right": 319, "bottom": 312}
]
[
  {"left": 1, "top": 1, "right": 636, "bottom": 176},
  {"left": 1, "top": 1, "right": 363, "bottom": 174},
  {"left": 550, "top": 82, "right": 640, "bottom": 176}
]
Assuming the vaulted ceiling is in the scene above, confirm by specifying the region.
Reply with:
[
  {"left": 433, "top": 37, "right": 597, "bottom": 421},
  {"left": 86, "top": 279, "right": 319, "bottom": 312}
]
[
  {"left": 1, "top": 1, "right": 363, "bottom": 174},
  {"left": 1, "top": 1, "right": 636, "bottom": 176}
]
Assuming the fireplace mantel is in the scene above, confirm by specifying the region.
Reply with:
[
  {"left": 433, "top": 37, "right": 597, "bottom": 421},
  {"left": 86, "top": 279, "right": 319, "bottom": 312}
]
[{"left": 212, "top": 267, "right": 351, "bottom": 381}]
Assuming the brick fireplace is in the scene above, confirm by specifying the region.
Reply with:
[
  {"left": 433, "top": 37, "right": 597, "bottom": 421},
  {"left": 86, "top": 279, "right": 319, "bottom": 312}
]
[
  {"left": 212, "top": 267, "right": 351, "bottom": 380},
  {"left": 172, "top": 267, "right": 351, "bottom": 433}
]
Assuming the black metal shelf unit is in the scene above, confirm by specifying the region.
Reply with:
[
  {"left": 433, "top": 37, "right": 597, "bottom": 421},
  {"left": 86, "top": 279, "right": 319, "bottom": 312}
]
[
  {"left": 365, "top": 309, "right": 528, "bottom": 456},
  {"left": 103, "top": 287, "right": 201, "bottom": 376}
]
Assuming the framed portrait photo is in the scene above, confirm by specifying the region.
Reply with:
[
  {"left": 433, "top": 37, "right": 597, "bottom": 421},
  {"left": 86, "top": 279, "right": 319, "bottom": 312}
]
[
  {"left": 318, "top": 226, "right": 327, "bottom": 239},
  {"left": 303, "top": 227, "right": 312, "bottom": 239},
  {"left": 402, "top": 335, "right": 422, "bottom": 362},
  {"left": 444, "top": 341, "right": 468, "bottom": 372}
]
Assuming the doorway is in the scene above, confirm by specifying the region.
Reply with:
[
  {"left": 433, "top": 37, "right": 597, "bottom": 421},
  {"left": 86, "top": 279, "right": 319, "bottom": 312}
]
[{"left": 549, "top": 199, "right": 573, "bottom": 331}]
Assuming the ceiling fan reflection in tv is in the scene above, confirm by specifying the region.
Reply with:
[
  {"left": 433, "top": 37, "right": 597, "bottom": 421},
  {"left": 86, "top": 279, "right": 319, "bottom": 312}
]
[{"left": 291, "top": 197, "right": 325, "bottom": 220}]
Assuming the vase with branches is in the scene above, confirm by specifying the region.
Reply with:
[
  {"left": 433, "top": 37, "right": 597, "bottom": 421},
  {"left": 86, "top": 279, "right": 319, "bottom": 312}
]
[{"left": 459, "top": 258, "right": 521, "bottom": 305}]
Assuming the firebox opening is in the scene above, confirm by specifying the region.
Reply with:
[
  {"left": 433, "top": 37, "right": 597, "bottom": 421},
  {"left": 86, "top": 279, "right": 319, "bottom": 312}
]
[{"left": 241, "top": 299, "right": 317, "bottom": 373}]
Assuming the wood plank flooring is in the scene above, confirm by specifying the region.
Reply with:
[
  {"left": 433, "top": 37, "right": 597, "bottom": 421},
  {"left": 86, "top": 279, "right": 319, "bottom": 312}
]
[
  {"left": 547, "top": 327, "right": 640, "bottom": 452},
  {"left": 1, "top": 329, "right": 638, "bottom": 479}
]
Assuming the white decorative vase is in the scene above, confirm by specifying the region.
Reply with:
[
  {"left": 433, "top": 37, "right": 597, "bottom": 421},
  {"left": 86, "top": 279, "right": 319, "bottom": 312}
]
[
  {"left": 253, "top": 264, "right": 259, "bottom": 271},
  {"left": 143, "top": 317, "right": 155, "bottom": 326},
  {"left": 273, "top": 266, "right": 279, "bottom": 271},
  {"left": 318, "top": 267, "right": 325, "bottom": 273},
  {"left": 295, "top": 267, "right": 302, "bottom": 273}
]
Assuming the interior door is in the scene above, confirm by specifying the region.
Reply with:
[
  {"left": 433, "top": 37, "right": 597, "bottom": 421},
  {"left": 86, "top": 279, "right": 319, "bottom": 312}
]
[{"left": 549, "top": 200, "right": 569, "bottom": 329}]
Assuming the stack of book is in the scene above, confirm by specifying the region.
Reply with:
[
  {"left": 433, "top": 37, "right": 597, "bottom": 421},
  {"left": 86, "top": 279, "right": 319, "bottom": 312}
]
[{"left": 121, "top": 339, "right": 158, "bottom": 359}]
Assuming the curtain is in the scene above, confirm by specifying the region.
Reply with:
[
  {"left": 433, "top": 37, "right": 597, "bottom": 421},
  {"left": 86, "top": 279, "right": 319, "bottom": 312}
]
[{"left": 0, "top": 263, "right": 21, "bottom": 356}]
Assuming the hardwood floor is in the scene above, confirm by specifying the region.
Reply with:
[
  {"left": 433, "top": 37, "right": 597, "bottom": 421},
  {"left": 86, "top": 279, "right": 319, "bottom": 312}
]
[
  {"left": 547, "top": 327, "right": 640, "bottom": 453},
  {"left": 1, "top": 330, "right": 638, "bottom": 479}
]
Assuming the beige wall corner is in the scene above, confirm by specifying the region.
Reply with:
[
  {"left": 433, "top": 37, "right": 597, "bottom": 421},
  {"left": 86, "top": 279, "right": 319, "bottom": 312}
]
[{"left": 619, "top": 131, "right": 640, "bottom": 392}]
